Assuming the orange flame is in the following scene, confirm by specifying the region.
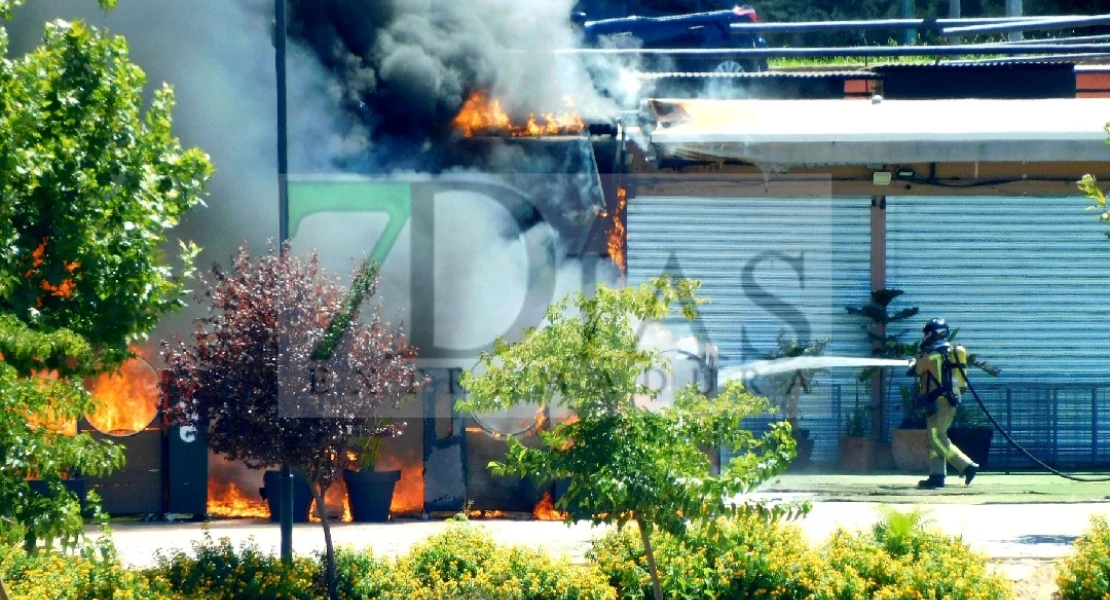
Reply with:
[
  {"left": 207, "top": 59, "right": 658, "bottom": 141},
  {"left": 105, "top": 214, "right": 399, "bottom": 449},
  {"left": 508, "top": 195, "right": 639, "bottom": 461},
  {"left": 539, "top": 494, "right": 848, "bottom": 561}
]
[
  {"left": 533, "top": 491, "right": 566, "bottom": 521},
  {"left": 31, "top": 239, "right": 46, "bottom": 268},
  {"left": 534, "top": 409, "right": 549, "bottom": 433},
  {"left": 25, "top": 370, "right": 77, "bottom": 437},
  {"left": 207, "top": 478, "right": 270, "bottom": 519},
  {"left": 84, "top": 351, "right": 159, "bottom": 436},
  {"left": 310, "top": 480, "right": 351, "bottom": 524},
  {"left": 607, "top": 186, "right": 627, "bottom": 274},
  {"left": 453, "top": 91, "right": 585, "bottom": 138},
  {"left": 25, "top": 238, "right": 79, "bottom": 299},
  {"left": 468, "top": 508, "right": 512, "bottom": 519},
  {"left": 390, "top": 461, "right": 424, "bottom": 516}
]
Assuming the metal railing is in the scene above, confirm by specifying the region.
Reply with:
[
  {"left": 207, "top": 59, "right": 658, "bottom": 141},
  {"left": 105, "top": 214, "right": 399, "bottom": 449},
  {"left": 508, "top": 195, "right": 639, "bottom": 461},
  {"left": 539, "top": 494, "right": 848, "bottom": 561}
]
[
  {"left": 882, "top": 382, "right": 1110, "bottom": 470},
  {"left": 723, "top": 382, "right": 1110, "bottom": 471},
  {"left": 557, "top": 14, "right": 1110, "bottom": 64},
  {"left": 559, "top": 43, "right": 1110, "bottom": 59}
]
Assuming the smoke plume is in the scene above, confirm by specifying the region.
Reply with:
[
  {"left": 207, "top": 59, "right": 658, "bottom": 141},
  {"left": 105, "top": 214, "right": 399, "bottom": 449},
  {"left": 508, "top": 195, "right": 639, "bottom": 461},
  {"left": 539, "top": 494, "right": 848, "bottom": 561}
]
[
  {"left": 7, "top": 0, "right": 618, "bottom": 366},
  {"left": 286, "top": 0, "right": 624, "bottom": 170},
  {"left": 7, "top": 0, "right": 625, "bottom": 515}
]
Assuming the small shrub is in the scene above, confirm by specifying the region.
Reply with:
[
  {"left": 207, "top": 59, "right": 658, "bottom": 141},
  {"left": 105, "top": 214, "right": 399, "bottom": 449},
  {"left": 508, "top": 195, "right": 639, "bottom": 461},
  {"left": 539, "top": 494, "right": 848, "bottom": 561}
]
[
  {"left": 330, "top": 548, "right": 416, "bottom": 600},
  {"left": 589, "top": 512, "right": 842, "bottom": 599},
  {"left": 824, "top": 507, "right": 1012, "bottom": 600},
  {"left": 1055, "top": 515, "right": 1110, "bottom": 600},
  {"left": 0, "top": 542, "right": 175, "bottom": 600},
  {"left": 135, "top": 523, "right": 613, "bottom": 600},
  {"left": 401, "top": 523, "right": 616, "bottom": 600},
  {"left": 870, "top": 504, "right": 935, "bottom": 557},
  {"left": 144, "top": 533, "right": 319, "bottom": 600},
  {"left": 591, "top": 508, "right": 1012, "bottom": 600},
  {"left": 401, "top": 522, "right": 502, "bottom": 587}
]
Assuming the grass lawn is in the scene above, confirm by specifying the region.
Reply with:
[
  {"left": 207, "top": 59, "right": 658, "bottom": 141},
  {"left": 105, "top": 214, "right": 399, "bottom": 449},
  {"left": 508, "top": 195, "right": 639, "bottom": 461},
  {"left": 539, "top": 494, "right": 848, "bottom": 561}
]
[{"left": 760, "top": 471, "right": 1110, "bottom": 504}]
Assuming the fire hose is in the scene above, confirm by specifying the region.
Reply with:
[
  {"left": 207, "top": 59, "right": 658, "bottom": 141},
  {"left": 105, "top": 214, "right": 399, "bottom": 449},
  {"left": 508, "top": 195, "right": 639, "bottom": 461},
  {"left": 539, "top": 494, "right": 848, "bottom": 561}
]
[{"left": 958, "top": 365, "right": 1110, "bottom": 483}]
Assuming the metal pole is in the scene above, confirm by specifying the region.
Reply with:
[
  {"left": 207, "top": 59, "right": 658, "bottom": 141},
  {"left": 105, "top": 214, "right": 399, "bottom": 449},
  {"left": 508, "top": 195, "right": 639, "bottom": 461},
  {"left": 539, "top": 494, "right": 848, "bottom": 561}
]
[
  {"left": 275, "top": 0, "right": 293, "bottom": 566},
  {"left": 903, "top": 0, "right": 917, "bottom": 45},
  {"left": 944, "top": 14, "right": 1110, "bottom": 37},
  {"left": 1007, "top": 0, "right": 1023, "bottom": 42},
  {"left": 1091, "top": 388, "right": 1098, "bottom": 466},
  {"left": 564, "top": 42, "right": 1110, "bottom": 58},
  {"left": 996, "top": 33, "right": 1110, "bottom": 44},
  {"left": 942, "top": 52, "right": 1110, "bottom": 65},
  {"left": 727, "top": 16, "right": 1084, "bottom": 35},
  {"left": 948, "top": 0, "right": 962, "bottom": 45}
]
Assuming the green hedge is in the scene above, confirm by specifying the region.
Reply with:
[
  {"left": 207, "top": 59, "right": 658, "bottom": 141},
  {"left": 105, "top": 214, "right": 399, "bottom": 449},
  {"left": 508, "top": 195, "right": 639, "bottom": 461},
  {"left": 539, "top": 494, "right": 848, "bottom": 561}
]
[
  {"left": 1, "top": 511, "right": 1016, "bottom": 600},
  {"left": 589, "top": 507, "right": 1013, "bottom": 600},
  {"left": 0, "top": 544, "right": 177, "bottom": 600},
  {"left": 1, "top": 524, "right": 615, "bottom": 600},
  {"left": 1056, "top": 515, "right": 1110, "bottom": 600}
]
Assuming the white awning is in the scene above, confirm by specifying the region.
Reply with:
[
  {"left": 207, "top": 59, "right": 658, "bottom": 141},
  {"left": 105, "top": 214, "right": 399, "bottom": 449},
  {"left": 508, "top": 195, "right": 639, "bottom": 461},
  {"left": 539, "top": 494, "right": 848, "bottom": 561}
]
[{"left": 645, "top": 98, "right": 1110, "bottom": 165}]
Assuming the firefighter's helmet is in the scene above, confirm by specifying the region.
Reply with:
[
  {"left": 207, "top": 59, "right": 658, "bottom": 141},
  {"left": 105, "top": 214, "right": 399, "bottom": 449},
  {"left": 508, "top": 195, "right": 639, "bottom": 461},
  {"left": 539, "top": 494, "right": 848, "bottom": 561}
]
[{"left": 922, "top": 318, "right": 950, "bottom": 348}]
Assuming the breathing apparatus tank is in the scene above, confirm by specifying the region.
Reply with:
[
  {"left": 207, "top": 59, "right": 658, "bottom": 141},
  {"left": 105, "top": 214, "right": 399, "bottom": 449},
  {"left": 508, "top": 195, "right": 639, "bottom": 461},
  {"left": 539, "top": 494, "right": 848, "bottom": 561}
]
[
  {"left": 915, "top": 342, "right": 968, "bottom": 405},
  {"left": 913, "top": 318, "right": 968, "bottom": 406}
]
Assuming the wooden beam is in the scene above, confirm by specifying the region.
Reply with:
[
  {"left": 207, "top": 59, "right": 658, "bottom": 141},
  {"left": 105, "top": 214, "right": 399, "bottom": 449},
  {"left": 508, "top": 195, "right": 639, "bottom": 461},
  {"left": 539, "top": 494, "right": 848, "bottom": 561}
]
[{"left": 624, "top": 160, "right": 1110, "bottom": 198}]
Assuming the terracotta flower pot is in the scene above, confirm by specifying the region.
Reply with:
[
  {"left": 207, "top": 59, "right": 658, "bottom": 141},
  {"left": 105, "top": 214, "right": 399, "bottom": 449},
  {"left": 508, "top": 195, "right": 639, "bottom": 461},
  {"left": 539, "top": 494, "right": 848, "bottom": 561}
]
[
  {"left": 891, "top": 428, "right": 931, "bottom": 473},
  {"left": 838, "top": 437, "right": 875, "bottom": 472}
]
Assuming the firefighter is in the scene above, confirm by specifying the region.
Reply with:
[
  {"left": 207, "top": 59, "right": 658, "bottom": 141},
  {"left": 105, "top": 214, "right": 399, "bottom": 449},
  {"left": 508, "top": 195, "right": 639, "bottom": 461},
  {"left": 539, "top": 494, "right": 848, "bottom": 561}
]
[{"left": 905, "top": 318, "right": 978, "bottom": 489}]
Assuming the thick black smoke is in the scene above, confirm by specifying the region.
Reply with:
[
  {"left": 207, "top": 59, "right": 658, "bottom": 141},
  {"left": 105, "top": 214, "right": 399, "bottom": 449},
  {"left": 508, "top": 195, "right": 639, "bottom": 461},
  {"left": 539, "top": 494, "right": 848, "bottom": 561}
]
[
  {"left": 7, "top": 0, "right": 618, "bottom": 372},
  {"left": 285, "top": 0, "right": 623, "bottom": 171}
]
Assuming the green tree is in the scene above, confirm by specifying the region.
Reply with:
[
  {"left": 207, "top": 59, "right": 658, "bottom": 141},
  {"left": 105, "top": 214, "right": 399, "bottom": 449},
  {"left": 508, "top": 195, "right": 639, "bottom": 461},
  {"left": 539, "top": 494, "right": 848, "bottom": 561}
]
[
  {"left": 0, "top": 2, "right": 211, "bottom": 597},
  {"left": 759, "top": 331, "right": 830, "bottom": 425},
  {"left": 458, "top": 278, "right": 807, "bottom": 600}
]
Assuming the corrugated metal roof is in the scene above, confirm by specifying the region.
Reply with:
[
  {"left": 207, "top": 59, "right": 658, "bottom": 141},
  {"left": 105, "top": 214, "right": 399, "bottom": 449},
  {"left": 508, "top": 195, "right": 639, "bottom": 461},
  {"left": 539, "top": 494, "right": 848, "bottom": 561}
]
[
  {"left": 633, "top": 70, "right": 872, "bottom": 80},
  {"left": 644, "top": 97, "right": 1110, "bottom": 165},
  {"left": 871, "top": 60, "right": 1078, "bottom": 71}
]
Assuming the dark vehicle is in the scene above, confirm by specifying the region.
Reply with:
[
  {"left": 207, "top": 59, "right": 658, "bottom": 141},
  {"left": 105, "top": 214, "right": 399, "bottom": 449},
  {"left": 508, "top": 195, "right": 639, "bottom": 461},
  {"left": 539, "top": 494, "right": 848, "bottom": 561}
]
[{"left": 572, "top": 1, "right": 768, "bottom": 73}]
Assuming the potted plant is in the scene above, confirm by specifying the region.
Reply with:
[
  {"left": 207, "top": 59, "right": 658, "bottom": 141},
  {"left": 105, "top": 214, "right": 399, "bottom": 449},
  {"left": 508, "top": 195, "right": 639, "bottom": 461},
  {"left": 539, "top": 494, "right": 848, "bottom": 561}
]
[
  {"left": 892, "top": 386, "right": 931, "bottom": 473},
  {"left": 760, "top": 331, "right": 830, "bottom": 470},
  {"left": 343, "top": 419, "right": 407, "bottom": 522},
  {"left": 948, "top": 395, "right": 995, "bottom": 470},
  {"left": 259, "top": 469, "right": 312, "bottom": 523},
  {"left": 846, "top": 289, "right": 924, "bottom": 473},
  {"left": 839, "top": 402, "right": 874, "bottom": 472}
]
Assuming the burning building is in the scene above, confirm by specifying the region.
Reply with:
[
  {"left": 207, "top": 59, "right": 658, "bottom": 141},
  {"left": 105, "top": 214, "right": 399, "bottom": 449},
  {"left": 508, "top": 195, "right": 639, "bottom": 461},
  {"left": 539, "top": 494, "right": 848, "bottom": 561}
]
[{"left": 8, "top": 0, "right": 696, "bottom": 521}]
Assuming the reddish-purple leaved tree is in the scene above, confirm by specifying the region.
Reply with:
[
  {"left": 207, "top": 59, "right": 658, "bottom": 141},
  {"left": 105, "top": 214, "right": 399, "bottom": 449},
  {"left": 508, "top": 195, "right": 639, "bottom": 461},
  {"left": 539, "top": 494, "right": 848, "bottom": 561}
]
[{"left": 160, "top": 242, "right": 422, "bottom": 599}]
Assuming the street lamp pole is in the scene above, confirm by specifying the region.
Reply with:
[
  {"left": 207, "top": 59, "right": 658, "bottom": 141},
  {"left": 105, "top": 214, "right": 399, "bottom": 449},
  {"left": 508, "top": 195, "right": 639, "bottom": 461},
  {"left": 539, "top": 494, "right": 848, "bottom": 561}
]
[{"left": 275, "top": 0, "right": 293, "bottom": 565}]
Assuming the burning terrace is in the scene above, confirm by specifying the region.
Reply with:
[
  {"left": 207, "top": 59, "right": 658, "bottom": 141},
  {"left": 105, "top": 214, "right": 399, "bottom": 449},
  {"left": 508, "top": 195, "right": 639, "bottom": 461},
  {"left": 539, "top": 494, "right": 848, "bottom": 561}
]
[
  {"left": 72, "top": 71, "right": 1110, "bottom": 521},
  {"left": 452, "top": 91, "right": 588, "bottom": 138}
]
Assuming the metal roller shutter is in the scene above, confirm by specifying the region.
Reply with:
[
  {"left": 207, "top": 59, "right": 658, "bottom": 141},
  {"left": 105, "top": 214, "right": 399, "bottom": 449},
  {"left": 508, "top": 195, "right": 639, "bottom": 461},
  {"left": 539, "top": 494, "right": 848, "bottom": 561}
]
[
  {"left": 887, "top": 196, "right": 1110, "bottom": 468},
  {"left": 627, "top": 196, "right": 872, "bottom": 462}
]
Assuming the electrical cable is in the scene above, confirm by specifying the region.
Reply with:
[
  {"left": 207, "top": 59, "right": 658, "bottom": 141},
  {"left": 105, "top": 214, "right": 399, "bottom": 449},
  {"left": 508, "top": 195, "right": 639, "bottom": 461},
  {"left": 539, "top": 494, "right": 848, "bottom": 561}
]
[{"left": 959, "top": 365, "right": 1110, "bottom": 482}]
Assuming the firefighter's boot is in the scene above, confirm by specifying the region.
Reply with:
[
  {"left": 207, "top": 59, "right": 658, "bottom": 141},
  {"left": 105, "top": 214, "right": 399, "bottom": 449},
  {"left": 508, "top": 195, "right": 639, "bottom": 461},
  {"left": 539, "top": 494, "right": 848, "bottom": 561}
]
[
  {"left": 917, "top": 474, "right": 945, "bottom": 489},
  {"left": 963, "top": 464, "right": 978, "bottom": 486}
]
